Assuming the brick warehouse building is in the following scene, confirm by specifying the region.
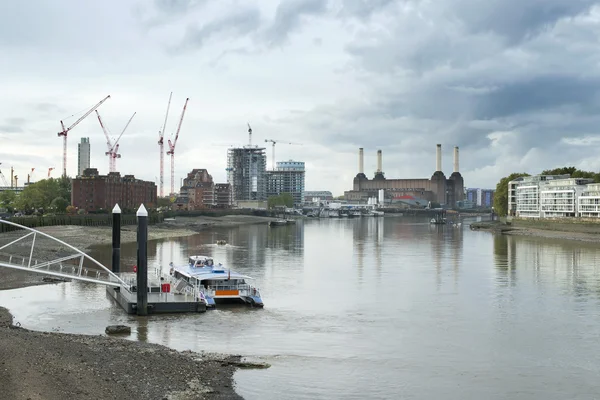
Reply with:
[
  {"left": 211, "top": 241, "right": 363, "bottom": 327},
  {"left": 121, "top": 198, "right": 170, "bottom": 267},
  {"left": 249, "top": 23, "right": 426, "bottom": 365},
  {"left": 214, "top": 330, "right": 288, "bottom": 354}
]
[
  {"left": 173, "top": 168, "right": 232, "bottom": 210},
  {"left": 71, "top": 168, "right": 157, "bottom": 212}
]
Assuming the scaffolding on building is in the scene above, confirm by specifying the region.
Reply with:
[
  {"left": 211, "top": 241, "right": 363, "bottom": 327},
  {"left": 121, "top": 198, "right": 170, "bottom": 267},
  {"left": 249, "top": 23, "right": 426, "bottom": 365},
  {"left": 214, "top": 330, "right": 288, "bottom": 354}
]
[{"left": 227, "top": 147, "right": 267, "bottom": 201}]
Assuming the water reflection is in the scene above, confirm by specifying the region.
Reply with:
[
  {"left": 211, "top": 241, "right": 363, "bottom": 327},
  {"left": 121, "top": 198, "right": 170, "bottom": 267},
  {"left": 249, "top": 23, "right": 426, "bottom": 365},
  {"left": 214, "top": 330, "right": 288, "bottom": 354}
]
[
  {"left": 493, "top": 234, "right": 600, "bottom": 300},
  {"left": 5, "top": 218, "right": 600, "bottom": 399}
]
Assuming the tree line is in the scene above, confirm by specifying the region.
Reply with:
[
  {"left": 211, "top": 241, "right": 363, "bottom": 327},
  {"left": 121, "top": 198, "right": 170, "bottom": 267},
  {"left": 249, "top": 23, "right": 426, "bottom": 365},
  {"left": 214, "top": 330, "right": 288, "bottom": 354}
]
[
  {"left": 0, "top": 177, "right": 71, "bottom": 215},
  {"left": 493, "top": 167, "right": 600, "bottom": 216}
]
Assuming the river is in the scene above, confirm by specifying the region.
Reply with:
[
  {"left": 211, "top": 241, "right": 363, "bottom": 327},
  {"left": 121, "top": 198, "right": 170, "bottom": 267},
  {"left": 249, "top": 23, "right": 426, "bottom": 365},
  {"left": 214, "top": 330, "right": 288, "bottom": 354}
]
[{"left": 1, "top": 216, "right": 600, "bottom": 399}]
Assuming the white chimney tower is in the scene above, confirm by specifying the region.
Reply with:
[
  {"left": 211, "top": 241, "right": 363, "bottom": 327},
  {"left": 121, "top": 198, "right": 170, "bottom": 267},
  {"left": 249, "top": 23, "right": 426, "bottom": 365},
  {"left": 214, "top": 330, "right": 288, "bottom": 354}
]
[
  {"left": 377, "top": 150, "right": 382, "bottom": 173},
  {"left": 436, "top": 144, "right": 442, "bottom": 172},
  {"left": 359, "top": 148, "right": 364, "bottom": 174},
  {"left": 453, "top": 146, "right": 459, "bottom": 173}
]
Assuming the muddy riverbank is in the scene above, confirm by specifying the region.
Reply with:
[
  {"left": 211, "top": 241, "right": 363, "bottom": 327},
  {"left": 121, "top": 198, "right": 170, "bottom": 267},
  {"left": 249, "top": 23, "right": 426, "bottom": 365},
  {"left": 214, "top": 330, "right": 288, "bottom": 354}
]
[
  {"left": 470, "top": 219, "right": 600, "bottom": 243},
  {"left": 0, "top": 306, "right": 243, "bottom": 400}
]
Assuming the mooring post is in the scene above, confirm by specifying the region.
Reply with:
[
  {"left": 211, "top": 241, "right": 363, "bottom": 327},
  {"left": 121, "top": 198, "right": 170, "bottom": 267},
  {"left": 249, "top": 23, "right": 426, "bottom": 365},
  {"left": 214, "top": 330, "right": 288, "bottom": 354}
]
[
  {"left": 136, "top": 204, "right": 148, "bottom": 316},
  {"left": 111, "top": 204, "right": 121, "bottom": 274}
]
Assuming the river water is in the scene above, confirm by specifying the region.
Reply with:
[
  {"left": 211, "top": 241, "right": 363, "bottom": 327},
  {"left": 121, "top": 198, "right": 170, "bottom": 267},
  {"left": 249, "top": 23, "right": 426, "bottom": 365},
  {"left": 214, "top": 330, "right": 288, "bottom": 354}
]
[{"left": 1, "top": 216, "right": 600, "bottom": 399}]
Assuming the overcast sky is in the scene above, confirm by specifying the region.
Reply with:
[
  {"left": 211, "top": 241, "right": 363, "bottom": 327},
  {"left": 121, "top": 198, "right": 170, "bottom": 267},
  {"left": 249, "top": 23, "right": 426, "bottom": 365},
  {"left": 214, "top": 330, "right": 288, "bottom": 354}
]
[{"left": 2, "top": 0, "right": 600, "bottom": 195}]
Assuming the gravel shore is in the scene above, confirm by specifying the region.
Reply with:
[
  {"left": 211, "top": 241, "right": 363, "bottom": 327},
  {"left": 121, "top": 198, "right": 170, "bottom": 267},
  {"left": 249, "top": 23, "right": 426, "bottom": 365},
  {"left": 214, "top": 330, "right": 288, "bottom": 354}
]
[{"left": 0, "top": 307, "right": 243, "bottom": 400}]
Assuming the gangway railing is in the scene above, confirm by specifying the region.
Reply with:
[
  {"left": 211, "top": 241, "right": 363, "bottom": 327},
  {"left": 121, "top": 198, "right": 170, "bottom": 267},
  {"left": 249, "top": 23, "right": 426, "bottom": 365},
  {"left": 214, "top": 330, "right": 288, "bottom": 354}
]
[{"left": 0, "top": 219, "right": 128, "bottom": 287}]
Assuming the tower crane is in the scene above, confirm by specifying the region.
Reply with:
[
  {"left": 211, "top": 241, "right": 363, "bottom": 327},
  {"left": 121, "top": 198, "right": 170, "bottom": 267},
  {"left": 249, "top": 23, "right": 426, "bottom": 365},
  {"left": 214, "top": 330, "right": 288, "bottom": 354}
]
[
  {"left": 48, "top": 167, "right": 55, "bottom": 178},
  {"left": 166, "top": 97, "right": 189, "bottom": 196},
  {"left": 0, "top": 163, "right": 9, "bottom": 187},
  {"left": 264, "top": 139, "right": 303, "bottom": 170},
  {"left": 247, "top": 123, "right": 252, "bottom": 147},
  {"left": 158, "top": 92, "right": 172, "bottom": 198},
  {"left": 57, "top": 95, "right": 110, "bottom": 177},
  {"left": 95, "top": 110, "right": 136, "bottom": 173}
]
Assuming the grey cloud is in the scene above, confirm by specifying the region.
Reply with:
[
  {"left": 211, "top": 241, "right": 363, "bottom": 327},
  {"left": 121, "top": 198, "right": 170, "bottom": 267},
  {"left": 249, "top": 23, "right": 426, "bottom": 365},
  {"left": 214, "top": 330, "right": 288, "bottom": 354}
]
[
  {"left": 138, "top": 0, "right": 211, "bottom": 29},
  {"left": 153, "top": 0, "right": 207, "bottom": 15},
  {"left": 338, "top": 0, "right": 399, "bottom": 20},
  {"left": 0, "top": 125, "right": 23, "bottom": 134},
  {"left": 263, "top": 0, "right": 328, "bottom": 46},
  {"left": 171, "top": 7, "right": 261, "bottom": 53},
  {"left": 473, "top": 75, "right": 600, "bottom": 119},
  {"left": 455, "top": 0, "right": 597, "bottom": 44}
]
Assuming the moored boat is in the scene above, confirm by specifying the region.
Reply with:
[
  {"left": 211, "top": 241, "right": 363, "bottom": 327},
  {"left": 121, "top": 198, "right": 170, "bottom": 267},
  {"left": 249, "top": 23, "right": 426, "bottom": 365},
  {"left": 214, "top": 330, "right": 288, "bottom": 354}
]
[
  {"left": 169, "top": 256, "right": 264, "bottom": 308},
  {"left": 268, "top": 219, "right": 288, "bottom": 227}
]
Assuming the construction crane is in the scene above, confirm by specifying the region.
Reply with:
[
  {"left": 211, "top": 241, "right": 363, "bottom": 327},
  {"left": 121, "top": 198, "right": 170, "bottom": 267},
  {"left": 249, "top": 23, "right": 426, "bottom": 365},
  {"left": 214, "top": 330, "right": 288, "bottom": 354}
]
[
  {"left": 48, "top": 167, "right": 55, "bottom": 178},
  {"left": 57, "top": 95, "right": 110, "bottom": 177},
  {"left": 0, "top": 163, "right": 8, "bottom": 186},
  {"left": 166, "top": 98, "right": 189, "bottom": 196},
  {"left": 247, "top": 123, "right": 252, "bottom": 147},
  {"left": 158, "top": 92, "right": 172, "bottom": 198},
  {"left": 95, "top": 110, "right": 136, "bottom": 173},
  {"left": 264, "top": 139, "right": 303, "bottom": 170}
]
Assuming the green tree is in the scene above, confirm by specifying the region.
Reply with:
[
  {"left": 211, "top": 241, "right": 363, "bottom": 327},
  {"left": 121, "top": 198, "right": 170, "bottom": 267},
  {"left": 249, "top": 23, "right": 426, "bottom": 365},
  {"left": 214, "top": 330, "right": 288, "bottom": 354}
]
[
  {"left": 541, "top": 167, "right": 600, "bottom": 182},
  {"left": 13, "top": 177, "right": 71, "bottom": 213},
  {"left": 267, "top": 193, "right": 295, "bottom": 209},
  {"left": 50, "top": 197, "right": 69, "bottom": 213},
  {"left": 280, "top": 193, "right": 294, "bottom": 208},
  {"left": 494, "top": 172, "right": 530, "bottom": 216},
  {"left": 0, "top": 190, "right": 16, "bottom": 211},
  {"left": 157, "top": 197, "right": 173, "bottom": 208}
]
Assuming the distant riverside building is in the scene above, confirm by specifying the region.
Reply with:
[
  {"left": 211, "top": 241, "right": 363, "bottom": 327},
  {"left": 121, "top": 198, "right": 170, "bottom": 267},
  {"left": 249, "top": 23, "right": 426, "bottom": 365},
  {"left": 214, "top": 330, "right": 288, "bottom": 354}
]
[
  {"left": 173, "top": 168, "right": 232, "bottom": 210},
  {"left": 71, "top": 168, "right": 156, "bottom": 212},
  {"left": 266, "top": 160, "right": 305, "bottom": 206},
  {"left": 304, "top": 191, "right": 333, "bottom": 203},
  {"left": 78, "top": 138, "right": 91, "bottom": 177},
  {"left": 466, "top": 188, "right": 495, "bottom": 207},
  {"left": 508, "top": 174, "right": 600, "bottom": 218},
  {"left": 344, "top": 145, "right": 465, "bottom": 207},
  {"left": 227, "top": 146, "right": 267, "bottom": 202}
]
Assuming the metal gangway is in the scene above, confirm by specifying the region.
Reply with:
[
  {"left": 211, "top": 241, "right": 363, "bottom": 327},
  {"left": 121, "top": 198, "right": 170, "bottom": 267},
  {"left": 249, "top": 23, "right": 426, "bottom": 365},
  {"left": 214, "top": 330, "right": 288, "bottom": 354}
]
[{"left": 0, "top": 219, "right": 128, "bottom": 287}]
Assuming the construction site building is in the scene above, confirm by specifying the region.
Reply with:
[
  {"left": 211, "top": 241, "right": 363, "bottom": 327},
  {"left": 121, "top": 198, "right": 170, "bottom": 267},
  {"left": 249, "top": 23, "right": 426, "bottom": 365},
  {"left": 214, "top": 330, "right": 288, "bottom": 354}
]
[
  {"left": 227, "top": 147, "right": 267, "bottom": 202},
  {"left": 266, "top": 160, "right": 305, "bottom": 206}
]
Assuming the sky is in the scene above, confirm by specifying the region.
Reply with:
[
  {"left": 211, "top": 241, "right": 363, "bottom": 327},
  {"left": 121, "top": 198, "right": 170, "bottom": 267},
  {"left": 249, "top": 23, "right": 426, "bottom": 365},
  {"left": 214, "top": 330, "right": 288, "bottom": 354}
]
[{"left": 2, "top": 0, "right": 600, "bottom": 196}]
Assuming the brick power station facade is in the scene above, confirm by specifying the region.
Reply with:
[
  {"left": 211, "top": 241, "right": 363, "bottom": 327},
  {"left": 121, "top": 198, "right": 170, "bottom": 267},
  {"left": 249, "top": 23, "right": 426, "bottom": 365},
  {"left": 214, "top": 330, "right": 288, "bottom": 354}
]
[{"left": 345, "top": 144, "right": 465, "bottom": 207}]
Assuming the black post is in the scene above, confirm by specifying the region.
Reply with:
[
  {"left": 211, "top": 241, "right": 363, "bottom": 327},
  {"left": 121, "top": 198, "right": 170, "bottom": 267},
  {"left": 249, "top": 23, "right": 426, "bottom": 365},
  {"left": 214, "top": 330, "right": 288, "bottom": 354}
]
[
  {"left": 136, "top": 204, "right": 148, "bottom": 316},
  {"left": 111, "top": 204, "right": 121, "bottom": 273}
]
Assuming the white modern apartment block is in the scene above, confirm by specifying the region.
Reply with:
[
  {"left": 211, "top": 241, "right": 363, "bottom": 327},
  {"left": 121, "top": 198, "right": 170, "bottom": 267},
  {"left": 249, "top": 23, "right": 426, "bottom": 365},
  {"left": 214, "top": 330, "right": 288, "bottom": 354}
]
[
  {"left": 509, "top": 174, "right": 596, "bottom": 218},
  {"left": 578, "top": 183, "right": 600, "bottom": 218}
]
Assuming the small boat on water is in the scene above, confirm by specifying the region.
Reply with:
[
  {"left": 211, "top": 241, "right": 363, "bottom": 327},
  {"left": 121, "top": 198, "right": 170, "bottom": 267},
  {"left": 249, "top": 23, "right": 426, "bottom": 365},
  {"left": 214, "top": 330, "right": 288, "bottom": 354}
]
[
  {"left": 170, "top": 256, "right": 264, "bottom": 308},
  {"left": 216, "top": 239, "right": 227, "bottom": 245},
  {"left": 268, "top": 219, "right": 288, "bottom": 227}
]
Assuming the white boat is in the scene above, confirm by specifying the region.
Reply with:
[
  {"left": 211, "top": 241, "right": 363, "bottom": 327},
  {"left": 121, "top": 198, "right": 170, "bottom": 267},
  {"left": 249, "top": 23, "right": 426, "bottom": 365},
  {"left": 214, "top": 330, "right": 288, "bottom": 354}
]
[
  {"left": 268, "top": 219, "right": 288, "bottom": 227},
  {"left": 169, "top": 256, "right": 264, "bottom": 308}
]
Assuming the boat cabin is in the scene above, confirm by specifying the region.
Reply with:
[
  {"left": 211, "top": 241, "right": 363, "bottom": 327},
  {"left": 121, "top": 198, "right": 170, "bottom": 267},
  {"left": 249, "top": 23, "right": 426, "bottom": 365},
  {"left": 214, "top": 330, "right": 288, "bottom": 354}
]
[{"left": 170, "top": 256, "right": 249, "bottom": 290}]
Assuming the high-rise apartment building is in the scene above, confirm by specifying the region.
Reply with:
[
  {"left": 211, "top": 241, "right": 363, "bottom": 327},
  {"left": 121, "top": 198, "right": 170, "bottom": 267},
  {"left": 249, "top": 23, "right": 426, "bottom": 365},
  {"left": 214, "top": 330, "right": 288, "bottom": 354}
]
[
  {"left": 266, "top": 160, "right": 305, "bottom": 206},
  {"left": 78, "top": 137, "right": 91, "bottom": 177},
  {"left": 227, "top": 147, "right": 267, "bottom": 202}
]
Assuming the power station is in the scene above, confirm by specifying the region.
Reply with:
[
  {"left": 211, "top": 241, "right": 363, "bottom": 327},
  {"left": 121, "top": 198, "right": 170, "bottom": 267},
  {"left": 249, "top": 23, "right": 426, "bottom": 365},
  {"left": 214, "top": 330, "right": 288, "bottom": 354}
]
[{"left": 345, "top": 144, "right": 465, "bottom": 207}]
